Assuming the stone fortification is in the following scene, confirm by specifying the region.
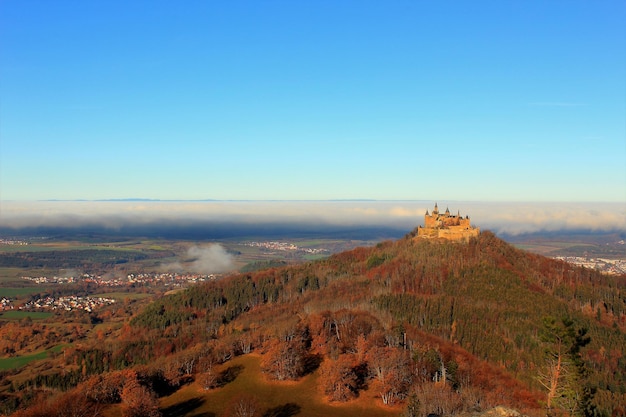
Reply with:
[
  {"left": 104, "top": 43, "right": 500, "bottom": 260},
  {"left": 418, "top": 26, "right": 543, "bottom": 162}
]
[{"left": 416, "top": 203, "right": 479, "bottom": 242}]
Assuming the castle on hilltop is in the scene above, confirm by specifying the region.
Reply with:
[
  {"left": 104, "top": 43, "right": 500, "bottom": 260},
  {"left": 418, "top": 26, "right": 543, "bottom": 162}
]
[{"left": 416, "top": 203, "right": 480, "bottom": 241}]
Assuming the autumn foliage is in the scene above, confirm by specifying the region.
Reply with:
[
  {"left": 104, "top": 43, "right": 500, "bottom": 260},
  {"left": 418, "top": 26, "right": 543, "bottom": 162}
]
[{"left": 3, "top": 231, "right": 625, "bottom": 416}]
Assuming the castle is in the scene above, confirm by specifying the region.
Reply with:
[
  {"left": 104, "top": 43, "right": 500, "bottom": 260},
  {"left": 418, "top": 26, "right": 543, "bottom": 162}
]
[{"left": 416, "top": 203, "right": 480, "bottom": 241}]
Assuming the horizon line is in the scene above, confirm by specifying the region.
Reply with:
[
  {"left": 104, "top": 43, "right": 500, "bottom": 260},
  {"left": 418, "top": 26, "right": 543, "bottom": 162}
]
[{"left": 1, "top": 198, "right": 625, "bottom": 204}]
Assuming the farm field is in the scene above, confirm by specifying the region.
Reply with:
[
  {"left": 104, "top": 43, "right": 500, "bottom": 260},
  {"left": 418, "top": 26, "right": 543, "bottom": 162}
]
[
  {"left": 0, "top": 287, "right": 43, "bottom": 298},
  {"left": 0, "top": 311, "right": 53, "bottom": 321},
  {"left": 0, "top": 345, "right": 65, "bottom": 371}
]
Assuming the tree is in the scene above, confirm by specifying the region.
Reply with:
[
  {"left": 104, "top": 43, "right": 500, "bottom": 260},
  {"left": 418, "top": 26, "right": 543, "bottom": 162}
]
[
  {"left": 9, "top": 389, "right": 104, "bottom": 417},
  {"left": 49, "top": 390, "right": 104, "bottom": 417},
  {"left": 539, "top": 316, "right": 597, "bottom": 417},
  {"left": 120, "top": 378, "right": 161, "bottom": 417},
  {"left": 223, "top": 393, "right": 260, "bottom": 417},
  {"left": 413, "top": 383, "right": 464, "bottom": 417},
  {"left": 319, "top": 355, "right": 359, "bottom": 402},
  {"left": 261, "top": 338, "right": 305, "bottom": 381},
  {"left": 198, "top": 353, "right": 218, "bottom": 390},
  {"left": 403, "top": 393, "right": 421, "bottom": 417},
  {"left": 368, "top": 346, "right": 412, "bottom": 404},
  {"left": 82, "top": 372, "right": 125, "bottom": 404}
]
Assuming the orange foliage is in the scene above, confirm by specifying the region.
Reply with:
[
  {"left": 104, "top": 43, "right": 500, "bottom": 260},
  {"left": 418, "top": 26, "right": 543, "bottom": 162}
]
[
  {"left": 120, "top": 377, "right": 161, "bottom": 417},
  {"left": 318, "top": 354, "right": 360, "bottom": 402}
]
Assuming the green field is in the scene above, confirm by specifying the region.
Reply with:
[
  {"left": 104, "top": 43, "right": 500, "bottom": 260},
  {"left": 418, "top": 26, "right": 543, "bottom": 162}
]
[
  {"left": 0, "top": 287, "right": 43, "bottom": 297},
  {"left": 0, "top": 311, "right": 53, "bottom": 320},
  {"left": 0, "top": 268, "right": 39, "bottom": 283},
  {"left": 0, "top": 244, "right": 96, "bottom": 253},
  {"left": 0, "top": 345, "right": 65, "bottom": 370},
  {"left": 303, "top": 254, "right": 329, "bottom": 261}
]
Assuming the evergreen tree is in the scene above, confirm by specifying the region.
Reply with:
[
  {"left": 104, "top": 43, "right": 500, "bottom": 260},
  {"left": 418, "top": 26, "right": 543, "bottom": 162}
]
[{"left": 539, "top": 316, "right": 600, "bottom": 417}]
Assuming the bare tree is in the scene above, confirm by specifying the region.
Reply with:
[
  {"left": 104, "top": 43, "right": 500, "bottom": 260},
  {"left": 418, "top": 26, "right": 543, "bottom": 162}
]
[{"left": 223, "top": 393, "right": 260, "bottom": 417}]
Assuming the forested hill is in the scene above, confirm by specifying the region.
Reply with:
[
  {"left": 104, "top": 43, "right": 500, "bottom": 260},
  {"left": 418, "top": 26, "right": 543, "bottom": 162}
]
[{"left": 9, "top": 231, "right": 626, "bottom": 417}]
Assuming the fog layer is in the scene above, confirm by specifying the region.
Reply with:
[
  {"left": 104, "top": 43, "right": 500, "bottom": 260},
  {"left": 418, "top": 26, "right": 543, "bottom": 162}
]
[{"left": 0, "top": 201, "right": 624, "bottom": 239}]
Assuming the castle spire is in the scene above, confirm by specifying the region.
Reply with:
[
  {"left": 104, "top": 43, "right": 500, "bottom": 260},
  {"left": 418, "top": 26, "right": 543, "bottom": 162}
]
[{"left": 433, "top": 203, "right": 439, "bottom": 214}]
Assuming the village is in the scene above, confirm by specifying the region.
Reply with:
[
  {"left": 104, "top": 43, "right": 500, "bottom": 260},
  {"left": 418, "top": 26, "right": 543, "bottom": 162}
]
[
  {"left": 21, "top": 271, "right": 219, "bottom": 287},
  {"left": 241, "top": 240, "right": 329, "bottom": 254},
  {"left": 20, "top": 295, "right": 116, "bottom": 312},
  {"left": 1, "top": 295, "right": 115, "bottom": 312},
  {"left": 0, "top": 272, "right": 221, "bottom": 312},
  {"left": 553, "top": 255, "right": 626, "bottom": 275}
]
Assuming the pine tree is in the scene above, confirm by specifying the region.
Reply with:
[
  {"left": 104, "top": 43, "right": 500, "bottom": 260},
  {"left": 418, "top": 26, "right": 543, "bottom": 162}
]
[{"left": 539, "top": 316, "right": 599, "bottom": 417}]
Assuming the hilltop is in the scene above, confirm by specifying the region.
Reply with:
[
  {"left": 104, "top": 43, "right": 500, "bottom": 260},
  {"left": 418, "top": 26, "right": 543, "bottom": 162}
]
[{"left": 2, "top": 231, "right": 625, "bottom": 417}]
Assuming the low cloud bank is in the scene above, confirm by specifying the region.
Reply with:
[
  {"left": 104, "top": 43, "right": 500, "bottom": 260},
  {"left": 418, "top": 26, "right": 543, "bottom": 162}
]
[
  {"left": 0, "top": 200, "right": 624, "bottom": 239},
  {"left": 162, "top": 244, "right": 234, "bottom": 274},
  {"left": 465, "top": 202, "right": 626, "bottom": 235}
]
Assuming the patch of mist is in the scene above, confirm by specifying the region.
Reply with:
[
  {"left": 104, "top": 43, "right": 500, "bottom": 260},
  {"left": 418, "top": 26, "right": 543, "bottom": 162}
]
[
  {"left": 162, "top": 244, "right": 234, "bottom": 274},
  {"left": 59, "top": 269, "right": 82, "bottom": 278}
]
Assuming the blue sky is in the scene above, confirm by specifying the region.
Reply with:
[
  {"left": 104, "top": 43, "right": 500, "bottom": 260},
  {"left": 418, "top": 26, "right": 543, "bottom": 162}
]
[{"left": 1, "top": 1, "right": 625, "bottom": 202}]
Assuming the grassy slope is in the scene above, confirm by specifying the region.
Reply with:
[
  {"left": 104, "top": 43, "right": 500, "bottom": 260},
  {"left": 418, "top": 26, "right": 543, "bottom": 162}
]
[
  {"left": 158, "top": 354, "right": 399, "bottom": 417},
  {"left": 100, "top": 355, "right": 398, "bottom": 417},
  {"left": 0, "top": 345, "right": 65, "bottom": 370},
  {"left": 0, "top": 311, "right": 53, "bottom": 320},
  {"left": 0, "top": 287, "right": 43, "bottom": 297}
]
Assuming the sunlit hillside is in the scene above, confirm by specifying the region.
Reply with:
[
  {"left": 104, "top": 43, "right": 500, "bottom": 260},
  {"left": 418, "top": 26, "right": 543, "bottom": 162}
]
[{"left": 3, "top": 231, "right": 625, "bottom": 417}]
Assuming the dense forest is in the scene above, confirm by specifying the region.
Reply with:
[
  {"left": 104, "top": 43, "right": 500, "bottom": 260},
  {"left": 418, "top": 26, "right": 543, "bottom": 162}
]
[{"left": 2, "top": 231, "right": 625, "bottom": 417}]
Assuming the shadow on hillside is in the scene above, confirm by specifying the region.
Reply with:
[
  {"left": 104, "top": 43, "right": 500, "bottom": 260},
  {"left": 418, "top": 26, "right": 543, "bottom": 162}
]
[
  {"left": 161, "top": 397, "right": 214, "bottom": 417},
  {"left": 150, "top": 372, "right": 183, "bottom": 397},
  {"left": 216, "top": 364, "right": 244, "bottom": 387},
  {"left": 262, "top": 402, "right": 301, "bottom": 417},
  {"left": 302, "top": 353, "right": 322, "bottom": 375}
]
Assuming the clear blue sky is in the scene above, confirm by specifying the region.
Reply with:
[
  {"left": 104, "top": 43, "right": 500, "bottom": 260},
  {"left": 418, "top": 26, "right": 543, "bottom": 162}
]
[{"left": 1, "top": 1, "right": 625, "bottom": 202}]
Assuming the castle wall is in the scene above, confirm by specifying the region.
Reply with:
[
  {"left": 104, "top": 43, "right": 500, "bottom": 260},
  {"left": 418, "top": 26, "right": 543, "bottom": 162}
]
[
  {"left": 417, "top": 227, "right": 439, "bottom": 238},
  {"left": 437, "top": 227, "right": 480, "bottom": 241},
  {"left": 417, "top": 226, "right": 479, "bottom": 241}
]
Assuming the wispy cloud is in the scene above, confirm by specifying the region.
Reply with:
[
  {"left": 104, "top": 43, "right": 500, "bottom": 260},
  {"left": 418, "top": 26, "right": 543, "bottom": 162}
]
[{"left": 528, "top": 102, "right": 585, "bottom": 107}]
